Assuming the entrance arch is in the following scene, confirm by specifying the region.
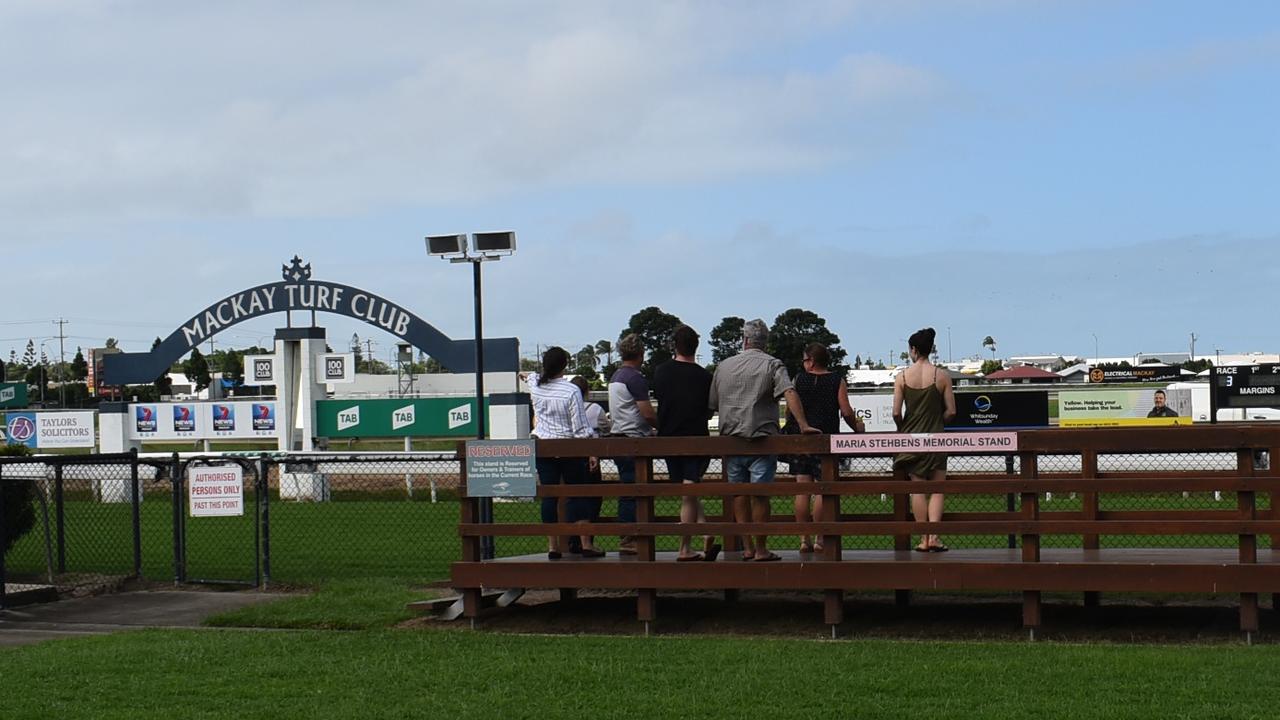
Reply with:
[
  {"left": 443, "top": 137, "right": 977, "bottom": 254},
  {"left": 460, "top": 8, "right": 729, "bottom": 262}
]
[{"left": 103, "top": 257, "right": 518, "bottom": 385}]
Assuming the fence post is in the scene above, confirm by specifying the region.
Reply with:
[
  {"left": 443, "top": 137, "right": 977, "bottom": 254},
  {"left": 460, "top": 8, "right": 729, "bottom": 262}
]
[
  {"left": 130, "top": 448, "right": 142, "bottom": 579},
  {"left": 635, "top": 458, "right": 657, "bottom": 626},
  {"left": 258, "top": 455, "right": 271, "bottom": 589},
  {"left": 1005, "top": 454, "right": 1016, "bottom": 549},
  {"left": 1081, "top": 449, "right": 1100, "bottom": 608},
  {"left": 820, "top": 455, "right": 843, "bottom": 630},
  {"left": 171, "top": 453, "right": 184, "bottom": 585},
  {"left": 54, "top": 462, "right": 66, "bottom": 573},
  {"left": 1, "top": 461, "right": 8, "bottom": 610},
  {"left": 893, "top": 464, "right": 911, "bottom": 608},
  {"left": 1237, "top": 449, "right": 1258, "bottom": 635},
  {"left": 1020, "top": 451, "right": 1041, "bottom": 635}
]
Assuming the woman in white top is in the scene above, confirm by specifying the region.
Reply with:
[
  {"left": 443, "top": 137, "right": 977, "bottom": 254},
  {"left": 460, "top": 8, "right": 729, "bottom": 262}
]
[{"left": 529, "top": 347, "right": 604, "bottom": 559}]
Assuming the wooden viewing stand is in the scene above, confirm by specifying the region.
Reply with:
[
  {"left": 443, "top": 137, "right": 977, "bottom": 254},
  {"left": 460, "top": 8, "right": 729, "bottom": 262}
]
[{"left": 453, "top": 426, "right": 1280, "bottom": 640}]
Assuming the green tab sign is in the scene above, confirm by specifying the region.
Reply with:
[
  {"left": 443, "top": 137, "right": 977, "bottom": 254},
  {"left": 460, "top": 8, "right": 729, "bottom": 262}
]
[
  {"left": 315, "top": 398, "right": 483, "bottom": 438},
  {"left": 0, "top": 382, "right": 29, "bottom": 410}
]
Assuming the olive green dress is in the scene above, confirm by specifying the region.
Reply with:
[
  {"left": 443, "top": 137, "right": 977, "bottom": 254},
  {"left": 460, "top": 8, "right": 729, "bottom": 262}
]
[{"left": 894, "top": 376, "right": 947, "bottom": 478}]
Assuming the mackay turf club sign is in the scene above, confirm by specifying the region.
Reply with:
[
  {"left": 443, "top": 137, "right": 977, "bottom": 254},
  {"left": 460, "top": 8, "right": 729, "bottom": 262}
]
[{"left": 104, "top": 256, "right": 519, "bottom": 386}]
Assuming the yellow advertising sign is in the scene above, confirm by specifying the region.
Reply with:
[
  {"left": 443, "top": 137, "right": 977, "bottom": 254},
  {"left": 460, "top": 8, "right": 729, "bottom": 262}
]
[{"left": 1058, "top": 389, "right": 1192, "bottom": 428}]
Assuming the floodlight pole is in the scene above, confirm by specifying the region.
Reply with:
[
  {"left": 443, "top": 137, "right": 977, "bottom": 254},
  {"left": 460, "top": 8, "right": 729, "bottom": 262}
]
[{"left": 452, "top": 252, "right": 496, "bottom": 559}]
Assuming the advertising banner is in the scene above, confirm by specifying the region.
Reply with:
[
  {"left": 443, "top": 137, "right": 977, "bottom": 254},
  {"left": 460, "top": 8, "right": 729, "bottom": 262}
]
[
  {"left": 1059, "top": 389, "right": 1193, "bottom": 427},
  {"left": 951, "top": 391, "right": 1049, "bottom": 429},
  {"left": 188, "top": 464, "right": 245, "bottom": 517},
  {"left": 831, "top": 432, "right": 1018, "bottom": 454},
  {"left": 1088, "top": 366, "right": 1183, "bottom": 383},
  {"left": 315, "top": 398, "right": 479, "bottom": 438},
  {"left": 0, "top": 382, "right": 28, "bottom": 409},
  {"left": 2, "top": 411, "right": 95, "bottom": 449},
  {"left": 465, "top": 439, "right": 537, "bottom": 497},
  {"left": 243, "top": 355, "right": 279, "bottom": 386},
  {"left": 128, "top": 401, "right": 279, "bottom": 441},
  {"left": 846, "top": 394, "right": 896, "bottom": 433}
]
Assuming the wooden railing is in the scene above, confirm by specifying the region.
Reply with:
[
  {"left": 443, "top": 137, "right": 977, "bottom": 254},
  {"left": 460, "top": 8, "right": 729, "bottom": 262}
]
[{"left": 454, "top": 425, "right": 1280, "bottom": 635}]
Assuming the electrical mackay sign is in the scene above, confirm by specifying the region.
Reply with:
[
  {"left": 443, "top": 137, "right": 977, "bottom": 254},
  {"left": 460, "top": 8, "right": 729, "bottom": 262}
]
[{"left": 315, "top": 398, "right": 480, "bottom": 438}]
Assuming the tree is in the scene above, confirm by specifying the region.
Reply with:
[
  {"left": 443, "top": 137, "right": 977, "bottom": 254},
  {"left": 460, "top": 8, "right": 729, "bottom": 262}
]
[
  {"left": 105, "top": 337, "right": 119, "bottom": 350},
  {"left": 1, "top": 444, "right": 37, "bottom": 556},
  {"left": 899, "top": 351, "right": 909, "bottom": 364},
  {"left": 619, "top": 306, "right": 683, "bottom": 378},
  {"left": 1182, "top": 358, "right": 1213, "bottom": 374},
  {"left": 184, "top": 348, "right": 212, "bottom": 391},
  {"left": 854, "top": 354, "right": 862, "bottom": 368},
  {"left": 980, "top": 359, "right": 1004, "bottom": 376},
  {"left": 22, "top": 339, "right": 36, "bottom": 367},
  {"left": 574, "top": 345, "right": 599, "bottom": 371},
  {"left": 152, "top": 338, "right": 172, "bottom": 397},
  {"left": 982, "top": 336, "right": 997, "bottom": 359},
  {"left": 594, "top": 340, "right": 613, "bottom": 368},
  {"left": 709, "top": 316, "right": 745, "bottom": 365},
  {"left": 519, "top": 357, "right": 541, "bottom": 373},
  {"left": 71, "top": 348, "right": 88, "bottom": 381},
  {"left": 767, "top": 308, "right": 848, "bottom": 379}
]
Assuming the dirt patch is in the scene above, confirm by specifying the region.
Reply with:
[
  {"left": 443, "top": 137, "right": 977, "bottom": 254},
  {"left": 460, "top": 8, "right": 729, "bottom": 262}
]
[{"left": 407, "top": 589, "right": 1277, "bottom": 644}]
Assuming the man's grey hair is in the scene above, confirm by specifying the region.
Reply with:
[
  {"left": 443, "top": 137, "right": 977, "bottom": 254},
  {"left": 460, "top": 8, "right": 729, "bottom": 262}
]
[{"left": 743, "top": 319, "right": 769, "bottom": 349}]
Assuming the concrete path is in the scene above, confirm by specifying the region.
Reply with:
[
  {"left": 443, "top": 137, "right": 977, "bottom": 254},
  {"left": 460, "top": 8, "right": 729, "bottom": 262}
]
[{"left": 0, "top": 590, "right": 284, "bottom": 647}]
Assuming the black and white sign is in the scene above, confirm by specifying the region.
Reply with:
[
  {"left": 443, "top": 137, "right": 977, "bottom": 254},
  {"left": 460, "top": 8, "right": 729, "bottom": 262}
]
[
  {"left": 1212, "top": 364, "right": 1280, "bottom": 410},
  {"left": 243, "top": 355, "right": 278, "bottom": 386},
  {"left": 315, "top": 352, "right": 355, "bottom": 384}
]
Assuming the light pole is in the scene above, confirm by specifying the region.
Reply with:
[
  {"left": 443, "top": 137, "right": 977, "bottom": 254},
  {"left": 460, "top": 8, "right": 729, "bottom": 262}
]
[
  {"left": 947, "top": 326, "right": 953, "bottom": 363},
  {"left": 427, "top": 231, "right": 517, "bottom": 561},
  {"left": 1091, "top": 333, "right": 1098, "bottom": 365}
]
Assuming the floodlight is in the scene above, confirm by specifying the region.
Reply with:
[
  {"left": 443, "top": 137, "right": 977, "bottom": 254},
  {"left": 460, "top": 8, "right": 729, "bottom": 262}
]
[
  {"left": 472, "top": 231, "right": 516, "bottom": 255},
  {"left": 425, "top": 234, "right": 468, "bottom": 256}
]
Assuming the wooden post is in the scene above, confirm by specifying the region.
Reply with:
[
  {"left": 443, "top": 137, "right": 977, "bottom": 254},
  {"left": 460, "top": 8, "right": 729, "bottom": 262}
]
[
  {"left": 820, "top": 456, "right": 843, "bottom": 628},
  {"left": 1270, "top": 445, "right": 1279, "bottom": 612},
  {"left": 1237, "top": 450, "right": 1258, "bottom": 634},
  {"left": 893, "top": 464, "right": 911, "bottom": 607},
  {"left": 636, "top": 458, "right": 657, "bottom": 624},
  {"left": 459, "top": 447, "right": 482, "bottom": 620},
  {"left": 1021, "top": 452, "right": 1041, "bottom": 631},
  {"left": 1081, "top": 449, "right": 1100, "bottom": 608}
]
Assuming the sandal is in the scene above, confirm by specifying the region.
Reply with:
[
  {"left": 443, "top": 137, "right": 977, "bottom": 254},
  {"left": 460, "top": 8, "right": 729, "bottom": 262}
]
[
  {"left": 914, "top": 544, "right": 930, "bottom": 553},
  {"left": 677, "top": 552, "right": 704, "bottom": 562},
  {"left": 928, "top": 543, "right": 949, "bottom": 553},
  {"left": 799, "top": 541, "right": 814, "bottom": 554},
  {"left": 754, "top": 552, "right": 783, "bottom": 562}
]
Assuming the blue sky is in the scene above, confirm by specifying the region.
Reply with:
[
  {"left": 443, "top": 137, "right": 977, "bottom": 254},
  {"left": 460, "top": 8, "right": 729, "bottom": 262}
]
[{"left": 2, "top": 1, "right": 1277, "bottom": 368}]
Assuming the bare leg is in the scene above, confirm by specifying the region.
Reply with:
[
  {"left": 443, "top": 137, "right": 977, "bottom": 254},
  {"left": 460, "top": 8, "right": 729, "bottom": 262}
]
[
  {"left": 752, "top": 496, "right": 772, "bottom": 555},
  {"left": 794, "top": 474, "right": 813, "bottom": 550},
  {"left": 928, "top": 470, "right": 946, "bottom": 548},
  {"left": 734, "top": 494, "right": 754, "bottom": 557},
  {"left": 678, "top": 481, "right": 704, "bottom": 558},
  {"left": 909, "top": 473, "right": 930, "bottom": 550}
]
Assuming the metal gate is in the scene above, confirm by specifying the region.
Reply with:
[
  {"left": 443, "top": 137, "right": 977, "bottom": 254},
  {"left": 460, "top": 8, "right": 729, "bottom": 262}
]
[{"left": 175, "top": 457, "right": 262, "bottom": 586}]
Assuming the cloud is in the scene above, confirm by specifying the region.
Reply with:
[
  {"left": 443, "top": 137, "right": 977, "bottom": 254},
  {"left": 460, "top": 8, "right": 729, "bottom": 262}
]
[{"left": 0, "top": 2, "right": 948, "bottom": 221}]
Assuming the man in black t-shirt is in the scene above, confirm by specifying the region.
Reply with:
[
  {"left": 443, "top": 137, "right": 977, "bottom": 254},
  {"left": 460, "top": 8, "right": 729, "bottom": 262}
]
[{"left": 652, "top": 325, "right": 720, "bottom": 562}]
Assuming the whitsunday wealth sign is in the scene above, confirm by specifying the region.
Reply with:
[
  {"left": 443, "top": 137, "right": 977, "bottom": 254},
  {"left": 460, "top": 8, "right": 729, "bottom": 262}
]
[{"left": 103, "top": 257, "right": 519, "bottom": 385}]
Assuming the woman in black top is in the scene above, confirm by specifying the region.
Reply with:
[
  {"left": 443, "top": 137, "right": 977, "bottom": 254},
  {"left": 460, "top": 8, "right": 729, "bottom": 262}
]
[{"left": 787, "top": 344, "right": 863, "bottom": 553}]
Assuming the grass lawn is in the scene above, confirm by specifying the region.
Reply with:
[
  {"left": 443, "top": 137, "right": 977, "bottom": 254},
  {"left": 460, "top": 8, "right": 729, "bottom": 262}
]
[
  {"left": 4, "top": 491, "right": 1264, "bottom": 587},
  {"left": 1, "top": 626, "right": 1278, "bottom": 719}
]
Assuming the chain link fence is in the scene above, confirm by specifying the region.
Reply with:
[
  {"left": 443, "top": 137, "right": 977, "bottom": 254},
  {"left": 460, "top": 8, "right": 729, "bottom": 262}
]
[{"left": 3, "top": 447, "right": 1273, "bottom": 606}]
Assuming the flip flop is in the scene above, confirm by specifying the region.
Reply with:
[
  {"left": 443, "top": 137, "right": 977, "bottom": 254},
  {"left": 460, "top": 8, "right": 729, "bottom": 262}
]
[
  {"left": 929, "top": 544, "right": 949, "bottom": 553},
  {"left": 676, "top": 552, "right": 704, "bottom": 562},
  {"left": 914, "top": 545, "right": 930, "bottom": 553},
  {"left": 799, "top": 541, "right": 814, "bottom": 554},
  {"left": 741, "top": 552, "right": 755, "bottom": 561},
  {"left": 754, "top": 552, "right": 782, "bottom": 562},
  {"left": 704, "top": 543, "right": 722, "bottom": 562}
]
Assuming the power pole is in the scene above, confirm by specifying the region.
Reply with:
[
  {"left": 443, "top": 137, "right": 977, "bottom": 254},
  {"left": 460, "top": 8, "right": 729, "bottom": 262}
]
[
  {"left": 1189, "top": 332, "right": 1198, "bottom": 362},
  {"left": 55, "top": 318, "right": 68, "bottom": 406},
  {"left": 365, "top": 339, "right": 376, "bottom": 373}
]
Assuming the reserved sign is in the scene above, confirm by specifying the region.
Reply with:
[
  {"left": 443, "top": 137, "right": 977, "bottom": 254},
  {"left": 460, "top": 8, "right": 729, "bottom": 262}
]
[{"left": 831, "top": 432, "right": 1018, "bottom": 454}]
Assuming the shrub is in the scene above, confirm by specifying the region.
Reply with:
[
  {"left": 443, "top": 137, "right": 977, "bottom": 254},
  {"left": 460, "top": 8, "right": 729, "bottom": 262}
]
[{"left": 1, "top": 444, "right": 37, "bottom": 556}]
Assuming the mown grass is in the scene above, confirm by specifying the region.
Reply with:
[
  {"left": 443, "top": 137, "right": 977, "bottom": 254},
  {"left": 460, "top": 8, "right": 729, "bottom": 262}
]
[
  {"left": 204, "top": 578, "right": 432, "bottom": 630},
  {"left": 5, "top": 492, "right": 1265, "bottom": 586},
  {"left": 1, "top": 627, "right": 1278, "bottom": 719}
]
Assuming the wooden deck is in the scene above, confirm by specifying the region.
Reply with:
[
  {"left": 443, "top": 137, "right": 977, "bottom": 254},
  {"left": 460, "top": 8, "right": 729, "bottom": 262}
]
[{"left": 453, "top": 426, "right": 1280, "bottom": 635}]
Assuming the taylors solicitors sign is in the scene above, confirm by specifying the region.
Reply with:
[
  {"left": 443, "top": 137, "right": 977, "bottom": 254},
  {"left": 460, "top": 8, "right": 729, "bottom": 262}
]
[{"left": 3, "top": 411, "right": 96, "bottom": 449}]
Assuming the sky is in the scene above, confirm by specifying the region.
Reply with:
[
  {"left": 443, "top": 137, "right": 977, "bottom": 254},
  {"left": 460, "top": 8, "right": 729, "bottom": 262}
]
[{"left": 2, "top": 0, "right": 1278, "bottom": 369}]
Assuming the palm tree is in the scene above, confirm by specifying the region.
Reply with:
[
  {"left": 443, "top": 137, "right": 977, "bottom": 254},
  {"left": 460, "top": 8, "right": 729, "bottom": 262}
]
[
  {"left": 982, "top": 335, "right": 997, "bottom": 359},
  {"left": 594, "top": 339, "right": 613, "bottom": 368}
]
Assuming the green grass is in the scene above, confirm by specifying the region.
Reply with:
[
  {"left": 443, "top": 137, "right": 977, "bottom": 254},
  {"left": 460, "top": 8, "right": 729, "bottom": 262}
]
[
  {"left": 204, "top": 578, "right": 432, "bottom": 630},
  {"left": 4, "top": 491, "right": 1266, "bottom": 588},
  {"left": 1, "top": 628, "right": 1278, "bottom": 719}
]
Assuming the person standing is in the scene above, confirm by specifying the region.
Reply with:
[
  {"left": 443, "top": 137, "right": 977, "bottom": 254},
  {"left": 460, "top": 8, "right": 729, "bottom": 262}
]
[
  {"left": 652, "top": 325, "right": 721, "bottom": 562},
  {"left": 528, "top": 347, "right": 605, "bottom": 559},
  {"left": 709, "top": 319, "right": 819, "bottom": 562},
  {"left": 787, "top": 343, "right": 863, "bottom": 554},
  {"left": 892, "top": 328, "right": 957, "bottom": 553},
  {"left": 608, "top": 333, "right": 656, "bottom": 555},
  {"left": 568, "top": 375, "right": 607, "bottom": 554}
]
